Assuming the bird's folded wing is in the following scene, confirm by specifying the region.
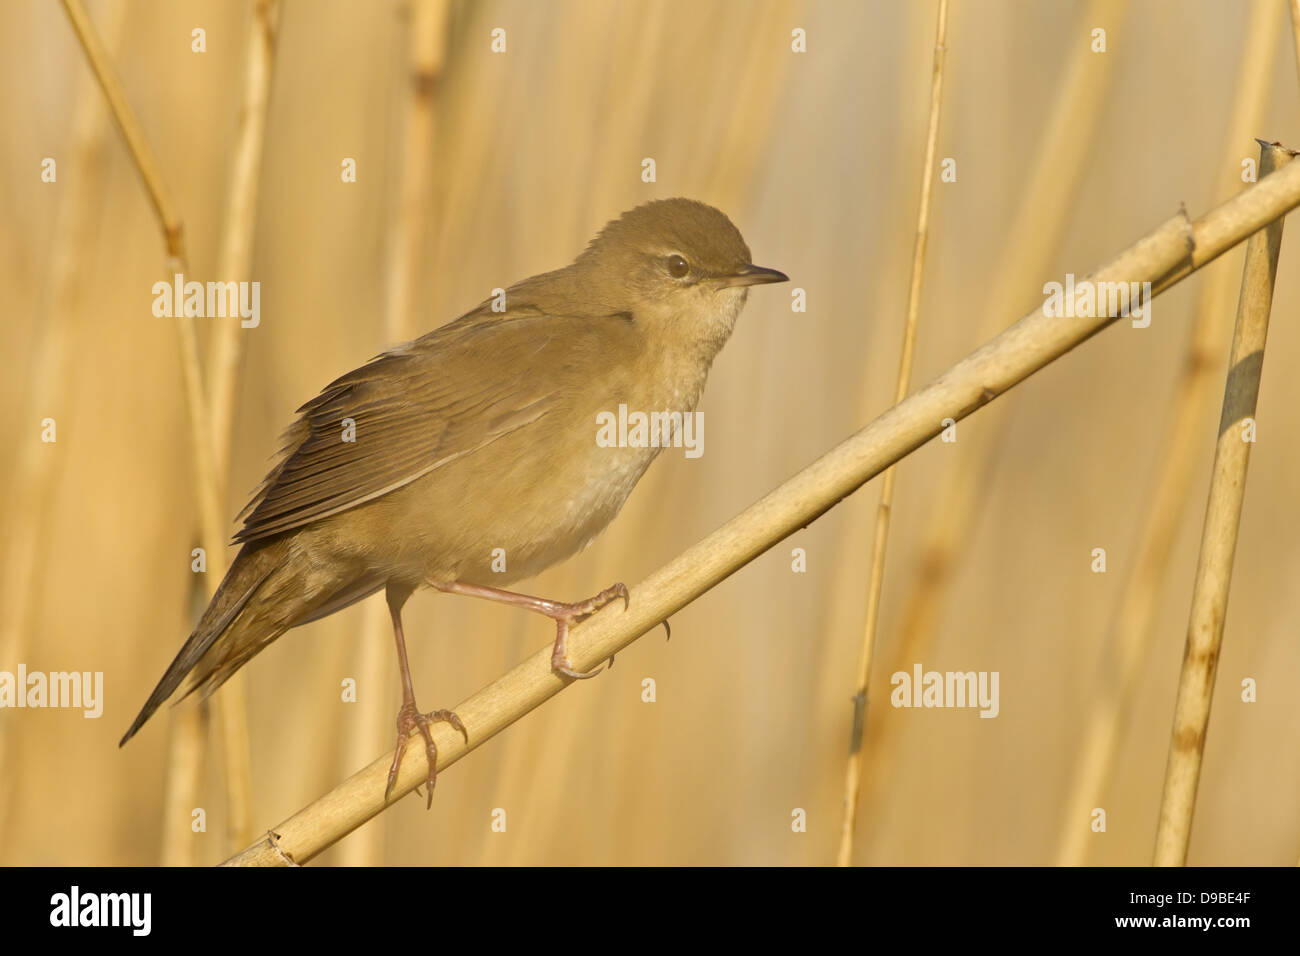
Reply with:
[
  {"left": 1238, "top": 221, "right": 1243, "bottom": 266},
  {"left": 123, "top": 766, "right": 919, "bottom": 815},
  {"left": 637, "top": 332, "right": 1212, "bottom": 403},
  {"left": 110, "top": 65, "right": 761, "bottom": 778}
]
[{"left": 233, "top": 309, "right": 626, "bottom": 544}]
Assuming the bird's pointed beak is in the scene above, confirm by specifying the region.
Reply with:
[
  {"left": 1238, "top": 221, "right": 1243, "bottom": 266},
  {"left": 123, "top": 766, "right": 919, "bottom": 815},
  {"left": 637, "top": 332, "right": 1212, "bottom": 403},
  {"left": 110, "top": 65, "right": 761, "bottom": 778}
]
[{"left": 720, "top": 263, "right": 790, "bottom": 288}]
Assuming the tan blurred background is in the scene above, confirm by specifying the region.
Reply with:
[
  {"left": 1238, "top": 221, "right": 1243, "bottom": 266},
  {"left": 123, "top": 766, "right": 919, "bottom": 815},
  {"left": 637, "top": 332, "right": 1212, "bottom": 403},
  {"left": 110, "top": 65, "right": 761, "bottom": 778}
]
[{"left": 2, "top": 0, "right": 1299, "bottom": 866}]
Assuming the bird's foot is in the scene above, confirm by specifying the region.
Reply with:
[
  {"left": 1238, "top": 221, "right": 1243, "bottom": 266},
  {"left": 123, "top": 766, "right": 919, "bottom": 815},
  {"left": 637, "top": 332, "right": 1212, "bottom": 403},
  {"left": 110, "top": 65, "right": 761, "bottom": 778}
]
[
  {"left": 561, "top": 582, "right": 629, "bottom": 622},
  {"left": 548, "top": 582, "right": 628, "bottom": 679},
  {"left": 427, "top": 578, "right": 631, "bottom": 680},
  {"left": 385, "top": 701, "right": 468, "bottom": 809}
]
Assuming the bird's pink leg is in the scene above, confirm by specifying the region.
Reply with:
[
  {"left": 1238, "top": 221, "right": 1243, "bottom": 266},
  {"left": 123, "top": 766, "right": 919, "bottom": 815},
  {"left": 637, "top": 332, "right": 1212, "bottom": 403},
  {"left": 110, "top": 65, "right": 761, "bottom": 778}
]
[
  {"left": 430, "top": 580, "right": 629, "bottom": 679},
  {"left": 385, "top": 588, "right": 467, "bottom": 808}
]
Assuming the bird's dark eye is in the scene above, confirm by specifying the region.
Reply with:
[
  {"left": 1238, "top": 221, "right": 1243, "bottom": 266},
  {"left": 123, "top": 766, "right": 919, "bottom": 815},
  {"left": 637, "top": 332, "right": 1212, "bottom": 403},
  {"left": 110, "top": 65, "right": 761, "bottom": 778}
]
[{"left": 666, "top": 254, "right": 690, "bottom": 278}]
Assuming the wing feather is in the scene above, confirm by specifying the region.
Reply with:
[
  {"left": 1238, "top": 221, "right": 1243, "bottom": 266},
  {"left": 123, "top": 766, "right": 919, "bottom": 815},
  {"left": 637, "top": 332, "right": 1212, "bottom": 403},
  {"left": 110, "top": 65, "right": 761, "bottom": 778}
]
[{"left": 232, "top": 308, "right": 630, "bottom": 544}]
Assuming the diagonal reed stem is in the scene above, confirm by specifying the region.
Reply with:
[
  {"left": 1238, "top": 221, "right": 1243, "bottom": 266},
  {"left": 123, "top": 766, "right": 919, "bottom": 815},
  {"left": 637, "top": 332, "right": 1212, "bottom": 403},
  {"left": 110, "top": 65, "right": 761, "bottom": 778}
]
[{"left": 1152, "top": 140, "right": 1295, "bottom": 866}]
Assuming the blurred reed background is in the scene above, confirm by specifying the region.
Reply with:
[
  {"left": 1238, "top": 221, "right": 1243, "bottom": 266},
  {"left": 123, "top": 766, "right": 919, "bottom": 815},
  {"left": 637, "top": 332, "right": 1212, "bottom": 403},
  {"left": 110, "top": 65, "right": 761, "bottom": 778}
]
[{"left": 2, "top": 0, "right": 1299, "bottom": 866}]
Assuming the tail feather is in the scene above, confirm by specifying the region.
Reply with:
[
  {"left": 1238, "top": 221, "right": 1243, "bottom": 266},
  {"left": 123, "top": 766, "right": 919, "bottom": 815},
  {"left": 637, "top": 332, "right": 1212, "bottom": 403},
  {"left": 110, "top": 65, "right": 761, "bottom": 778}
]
[{"left": 119, "top": 542, "right": 284, "bottom": 746}]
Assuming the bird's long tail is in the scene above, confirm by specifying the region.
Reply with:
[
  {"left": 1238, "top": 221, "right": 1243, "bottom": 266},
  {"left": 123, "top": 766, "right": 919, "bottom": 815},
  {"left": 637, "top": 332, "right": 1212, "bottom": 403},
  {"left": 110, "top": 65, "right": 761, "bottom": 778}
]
[{"left": 119, "top": 539, "right": 288, "bottom": 746}]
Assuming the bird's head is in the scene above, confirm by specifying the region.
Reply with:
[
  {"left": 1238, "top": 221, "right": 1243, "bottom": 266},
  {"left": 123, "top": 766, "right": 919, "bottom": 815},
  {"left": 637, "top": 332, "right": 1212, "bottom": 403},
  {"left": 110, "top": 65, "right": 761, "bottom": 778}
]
[{"left": 575, "top": 198, "right": 788, "bottom": 349}]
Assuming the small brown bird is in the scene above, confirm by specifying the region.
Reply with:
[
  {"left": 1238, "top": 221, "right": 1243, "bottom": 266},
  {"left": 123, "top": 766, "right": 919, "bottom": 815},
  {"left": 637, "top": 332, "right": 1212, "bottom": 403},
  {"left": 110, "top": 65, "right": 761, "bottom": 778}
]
[{"left": 121, "top": 198, "right": 787, "bottom": 804}]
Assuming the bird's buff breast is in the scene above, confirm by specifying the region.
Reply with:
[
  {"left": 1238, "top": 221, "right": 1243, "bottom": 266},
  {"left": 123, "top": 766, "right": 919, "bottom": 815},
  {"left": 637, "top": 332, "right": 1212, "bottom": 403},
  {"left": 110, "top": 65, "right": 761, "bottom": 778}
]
[
  {"left": 340, "top": 388, "right": 685, "bottom": 589},
  {"left": 407, "top": 423, "right": 663, "bottom": 586}
]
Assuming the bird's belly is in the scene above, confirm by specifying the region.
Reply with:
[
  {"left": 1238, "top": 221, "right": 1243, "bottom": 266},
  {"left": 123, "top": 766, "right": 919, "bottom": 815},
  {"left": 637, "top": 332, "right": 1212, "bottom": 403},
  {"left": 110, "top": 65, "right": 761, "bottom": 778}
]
[
  {"left": 468, "top": 439, "right": 659, "bottom": 584},
  {"left": 350, "top": 428, "right": 662, "bottom": 588}
]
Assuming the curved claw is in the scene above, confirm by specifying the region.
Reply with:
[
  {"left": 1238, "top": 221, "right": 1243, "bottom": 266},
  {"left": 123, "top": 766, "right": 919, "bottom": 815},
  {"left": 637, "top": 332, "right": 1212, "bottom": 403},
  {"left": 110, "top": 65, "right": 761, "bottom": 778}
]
[
  {"left": 384, "top": 735, "right": 408, "bottom": 804},
  {"left": 661, "top": 619, "right": 671, "bottom": 641},
  {"left": 428, "top": 708, "right": 469, "bottom": 745},
  {"left": 587, "top": 582, "right": 629, "bottom": 617},
  {"left": 555, "top": 660, "right": 605, "bottom": 680}
]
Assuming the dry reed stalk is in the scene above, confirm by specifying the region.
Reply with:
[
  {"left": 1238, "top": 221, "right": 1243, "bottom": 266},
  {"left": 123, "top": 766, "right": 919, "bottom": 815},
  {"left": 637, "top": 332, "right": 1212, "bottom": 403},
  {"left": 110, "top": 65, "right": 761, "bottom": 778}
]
[
  {"left": 207, "top": 0, "right": 281, "bottom": 482},
  {"left": 1291, "top": 0, "right": 1300, "bottom": 89},
  {"left": 54, "top": 4, "right": 208, "bottom": 527},
  {"left": 337, "top": 0, "right": 449, "bottom": 868},
  {"left": 1152, "top": 140, "right": 1295, "bottom": 867},
  {"left": 1054, "top": 0, "right": 1282, "bottom": 867},
  {"left": 836, "top": 0, "right": 949, "bottom": 869},
  {"left": 223, "top": 170, "right": 1300, "bottom": 863},
  {"left": 856, "top": 0, "right": 1129, "bottom": 857},
  {"left": 59, "top": 0, "right": 220, "bottom": 867},
  {"left": 0, "top": 0, "right": 125, "bottom": 861},
  {"left": 60, "top": 0, "right": 279, "bottom": 863},
  {"left": 202, "top": 0, "right": 281, "bottom": 857}
]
